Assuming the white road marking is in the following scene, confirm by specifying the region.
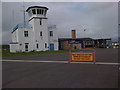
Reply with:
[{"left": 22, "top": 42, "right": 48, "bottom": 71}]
[
  {"left": 1, "top": 60, "right": 120, "bottom": 65},
  {"left": 1, "top": 60, "right": 68, "bottom": 63},
  {"left": 95, "top": 62, "right": 120, "bottom": 65}
]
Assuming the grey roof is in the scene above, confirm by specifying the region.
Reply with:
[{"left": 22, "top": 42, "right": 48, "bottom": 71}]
[
  {"left": 48, "top": 25, "right": 56, "bottom": 29},
  {"left": 10, "top": 42, "right": 19, "bottom": 44},
  {"left": 58, "top": 38, "right": 111, "bottom": 41},
  {"left": 11, "top": 24, "right": 32, "bottom": 33},
  {"left": 11, "top": 24, "right": 56, "bottom": 33},
  {"left": 26, "top": 6, "right": 48, "bottom": 12},
  {"left": 58, "top": 38, "right": 94, "bottom": 41}
]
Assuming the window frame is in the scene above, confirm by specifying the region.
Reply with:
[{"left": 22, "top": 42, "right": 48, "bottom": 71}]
[
  {"left": 24, "top": 31, "right": 28, "bottom": 37},
  {"left": 50, "top": 31, "right": 53, "bottom": 36},
  {"left": 28, "top": 10, "right": 32, "bottom": 17},
  {"left": 40, "top": 31, "right": 42, "bottom": 36},
  {"left": 41, "top": 9, "right": 43, "bottom": 15},
  {"left": 32, "top": 9, "right": 36, "bottom": 15},
  {"left": 37, "top": 9, "right": 40, "bottom": 14},
  {"left": 45, "top": 43, "right": 47, "bottom": 48},
  {"left": 40, "top": 19, "right": 42, "bottom": 25}
]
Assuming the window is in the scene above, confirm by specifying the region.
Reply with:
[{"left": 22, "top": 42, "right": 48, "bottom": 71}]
[
  {"left": 50, "top": 31, "right": 53, "bottom": 36},
  {"left": 44, "top": 10, "right": 47, "bottom": 16},
  {"left": 24, "top": 31, "right": 28, "bottom": 37},
  {"left": 43, "top": 9, "right": 45, "bottom": 15},
  {"left": 36, "top": 44, "right": 39, "bottom": 49},
  {"left": 32, "top": 9, "right": 36, "bottom": 14},
  {"left": 41, "top": 9, "right": 43, "bottom": 15},
  {"left": 45, "top": 43, "right": 47, "bottom": 48},
  {"left": 37, "top": 9, "right": 40, "bottom": 14},
  {"left": 28, "top": 10, "right": 32, "bottom": 17},
  {"left": 40, "top": 9, "right": 42, "bottom": 14},
  {"left": 40, "top": 31, "right": 42, "bottom": 36},
  {"left": 40, "top": 20, "right": 42, "bottom": 25}
]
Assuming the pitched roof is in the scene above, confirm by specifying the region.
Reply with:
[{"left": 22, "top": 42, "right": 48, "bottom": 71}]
[{"left": 11, "top": 24, "right": 32, "bottom": 33}]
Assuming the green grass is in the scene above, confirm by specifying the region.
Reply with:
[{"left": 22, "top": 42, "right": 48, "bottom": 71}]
[{"left": 2, "top": 50, "right": 69, "bottom": 57}]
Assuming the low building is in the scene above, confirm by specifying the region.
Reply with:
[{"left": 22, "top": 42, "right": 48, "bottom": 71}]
[
  {"left": 59, "top": 30, "right": 94, "bottom": 50},
  {"left": 59, "top": 30, "right": 112, "bottom": 50}
]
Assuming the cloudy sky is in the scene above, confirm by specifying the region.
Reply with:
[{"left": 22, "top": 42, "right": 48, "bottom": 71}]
[{"left": 2, "top": 2, "right": 118, "bottom": 44}]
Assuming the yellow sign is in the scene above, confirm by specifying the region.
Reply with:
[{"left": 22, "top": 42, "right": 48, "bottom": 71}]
[{"left": 71, "top": 53, "right": 93, "bottom": 61}]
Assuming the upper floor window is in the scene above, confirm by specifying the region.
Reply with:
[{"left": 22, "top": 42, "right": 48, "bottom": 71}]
[
  {"left": 40, "top": 31, "right": 42, "bottom": 36},
  {"left": 44, "top": 10, "right": 47, "bottom": 16},
  {"left": 37, "top": 9, "right": 42, "bottom": 14},
  {"left": 40, "top": 20, "right": 42, "bottom": 25},
  {"left": 28, "top": 10, "right": 32, "bottom": 17},
  {"left": 50, "top": 31, "right": 53, "bottom": 36},
  {"left": 32, "top": 9, "right": 36, "bottom": 14},
  {"left": 24, "top": 31, "right": 28, "bottom": 37},
  {"left": 40, "top": 9, "right": 42, "bottom": 14},
  {"left": 37, "top": 9, "right": 40, "bottom": 14},
  {"left": 41, "top": 9, "right": 44, "bottom": 15}
]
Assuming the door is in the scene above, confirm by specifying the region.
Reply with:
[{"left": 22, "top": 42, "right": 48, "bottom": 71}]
[
  {"left": 50, "top": 44, "right": 54, "bottom": 51},
  {"left": 25, "top": 43, "right": 29, "bottom": 51}
]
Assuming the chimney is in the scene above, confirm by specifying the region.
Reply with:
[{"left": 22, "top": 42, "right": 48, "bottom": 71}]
[{"left": 72, "top": 30, "right": 76, "bottom": 39}]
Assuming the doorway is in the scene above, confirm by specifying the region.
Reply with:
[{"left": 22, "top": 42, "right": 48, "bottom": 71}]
[
  {"left": 50, "top": 43, "right": 54, "bottom": 51},
  {"left": 25, "top": 43, "right": 29, "bottom": 51}
]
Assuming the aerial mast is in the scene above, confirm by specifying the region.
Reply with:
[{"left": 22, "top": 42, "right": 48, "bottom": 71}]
[{"left": 22, "top": 1, "right": 26, "bottom": 28}]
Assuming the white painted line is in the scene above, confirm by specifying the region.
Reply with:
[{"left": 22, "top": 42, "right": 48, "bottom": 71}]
[
  {"left": 1, "top": 60, "right": 120, "bottom": 65},
  {"left": 1, "top": 60, "right": 68, "bottom": 63},
  {"left": 71, "top": 62, "right": 94, "bottom": 64},
  {"left": 71, "top": 62, "right": 120, "bottom": 65},
  {"left": 95, "top": 62, "right": 120, "bottom": 65}
]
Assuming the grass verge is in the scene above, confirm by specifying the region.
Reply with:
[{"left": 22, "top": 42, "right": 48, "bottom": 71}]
[{"left": 2, "top": 50, "right": 69, "bottom": 57}]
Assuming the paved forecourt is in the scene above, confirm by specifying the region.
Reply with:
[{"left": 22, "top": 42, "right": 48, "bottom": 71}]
[{"left": 2, "top": 48, "right": 119, "bottom": 88}]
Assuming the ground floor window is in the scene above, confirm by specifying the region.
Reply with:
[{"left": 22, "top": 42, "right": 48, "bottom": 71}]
[{"left": 45, "top": 43, "right": 47, "bottom": 48}]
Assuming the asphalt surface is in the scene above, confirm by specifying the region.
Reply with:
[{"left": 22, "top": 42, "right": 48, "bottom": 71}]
[
  {"left": 3, "top": 48, "right": 118, "bottom": 63},
  {"left": 2, "top": 48, "right": 119, "bottom": 88}
]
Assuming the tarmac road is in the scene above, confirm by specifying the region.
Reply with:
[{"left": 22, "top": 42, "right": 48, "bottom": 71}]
[
  {"left": 2, "top": 62, "right": 118, "bottom": 88},
  {"left": 3, "top": 48, "right": 118, "bottom": 63},
  {"left": 2, "top": 48, "right": 119, "bottom": 88}
]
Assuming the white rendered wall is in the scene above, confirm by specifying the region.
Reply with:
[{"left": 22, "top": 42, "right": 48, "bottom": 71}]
[
  {"left": 18, "top": 28, "right": 34, "bottom": 52},
  {"left": 10, "top": 44, "right": 19, "bottom": 53},
  {"left": 11, "top": 30, "right": 18, "bottom": 42},
  {"left": 10, "top": 30, "right": 19, "bottom": 52},
  {"left": 49, "top": 28, "right": 58, "bottom": 51},
  {"left": 29, "top": 18, "right": 49, "bottom": 51},
  {"left": 10, "top": 28, "right": 34, "bottom": 52}
]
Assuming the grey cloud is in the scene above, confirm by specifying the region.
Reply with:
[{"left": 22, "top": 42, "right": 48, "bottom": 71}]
[{"left": 2, "top": 2, "right": 118, "bottom": 44}]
